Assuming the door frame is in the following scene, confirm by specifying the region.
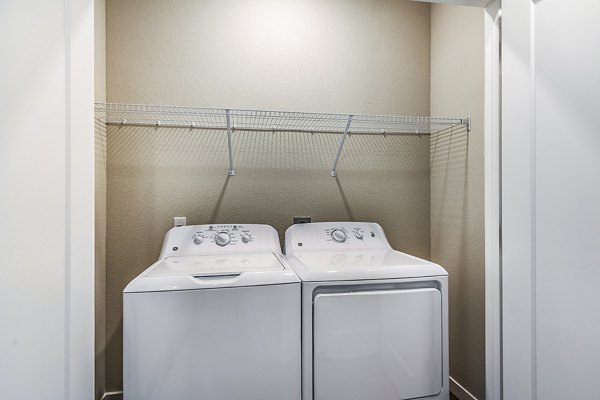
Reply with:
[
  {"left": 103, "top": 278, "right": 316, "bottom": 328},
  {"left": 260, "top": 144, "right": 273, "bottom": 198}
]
[
  {"left": 483, "top": 2, "right": 502, "bottom": 400},
  {"left": 417, "top": 1, "right": 503, "bottom": 399},
  {"left": 413, "top": 0, "right": 504, "bottom": 398}
]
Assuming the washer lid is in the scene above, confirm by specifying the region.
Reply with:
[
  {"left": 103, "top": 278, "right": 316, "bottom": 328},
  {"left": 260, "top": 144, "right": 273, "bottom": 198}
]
[
  {"left": 147, "top": 253, "right": 284, "bottom": 277},
  {"left": 124, "top": 253, "right": 299, "bottom": 293},
  {"left": 285, "top": 249, "right": 447, "bottom": 282}
]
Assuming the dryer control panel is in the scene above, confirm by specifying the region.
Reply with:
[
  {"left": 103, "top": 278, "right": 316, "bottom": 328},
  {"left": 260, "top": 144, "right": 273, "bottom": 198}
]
[
  {"left": 285, "top": 222, "right": 391, "bottom": 253},
  {"left": 159, "top": 224, "right": 282, "bottom": 258}
]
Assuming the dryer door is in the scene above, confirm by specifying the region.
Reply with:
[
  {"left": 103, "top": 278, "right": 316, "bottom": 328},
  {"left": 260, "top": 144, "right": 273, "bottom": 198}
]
[{"left": 313, "top": 288, "right": 442, "bottom": 400}]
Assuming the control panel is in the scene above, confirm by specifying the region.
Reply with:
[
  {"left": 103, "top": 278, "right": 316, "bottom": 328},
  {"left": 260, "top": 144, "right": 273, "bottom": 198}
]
[
  {"left": 159, "top": 224, "right": 281, "bottom": 258},
  {"left": 285, "top": 222, "right": 391, "bottom": 254},
  {"left": 326, "top": 226, "right": 370, "bottom": 244},
  {"left": 188, "top": 224, "right": 254, "bottom": 248}
]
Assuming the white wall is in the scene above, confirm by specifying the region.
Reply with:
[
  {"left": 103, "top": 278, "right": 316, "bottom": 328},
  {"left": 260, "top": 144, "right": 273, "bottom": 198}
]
[
  {"left": 502, "top": 1, "right": 600, "bottom": 398},
  {"left": 0, "top": 1, "right": 95, "bottom": 399}
]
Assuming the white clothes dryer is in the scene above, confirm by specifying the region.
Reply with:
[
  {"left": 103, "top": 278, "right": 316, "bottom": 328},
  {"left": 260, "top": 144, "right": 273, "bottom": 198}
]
[
  {"left": 285, "top": 222, "right": 448, "bottom": 400},
  {"left": 124, "top": 224, "right": 301, "bottom": 400}
]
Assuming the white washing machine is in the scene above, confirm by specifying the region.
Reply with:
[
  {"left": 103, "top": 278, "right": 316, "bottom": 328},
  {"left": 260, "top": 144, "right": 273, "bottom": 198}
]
[
  {"left": 124, "top": 224, "right": 301, "bottom": 400},
  {"left": 285, "top": 222, "right": 448, "bottom": 400}
]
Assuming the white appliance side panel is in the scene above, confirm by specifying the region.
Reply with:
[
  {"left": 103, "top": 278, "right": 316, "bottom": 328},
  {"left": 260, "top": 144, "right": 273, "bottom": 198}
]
[
  {"left": 124, "top": 284, "right": 301, "bottom": 400},
  {"left": 313, "top": 288, "right": 442, "bottom": 400}
]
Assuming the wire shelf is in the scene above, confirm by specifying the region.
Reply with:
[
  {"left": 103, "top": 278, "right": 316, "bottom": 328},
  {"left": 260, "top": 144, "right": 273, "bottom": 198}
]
[
  {"left": 95, "top": 102, "right": 470, "bottom": 176},
  {"left": 95, "top": 103, "right": 468, "bottom": 135}
]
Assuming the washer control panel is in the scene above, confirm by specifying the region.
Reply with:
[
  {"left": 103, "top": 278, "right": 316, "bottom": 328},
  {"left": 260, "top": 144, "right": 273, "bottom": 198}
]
[
  {"left": 189, "top": 225, "right": 254, "bottom": 247},
  {"left": 286, "top": 222, "right": 391, "bottom": 253},
  {"left": 159, "top": 224, "right": 279, "bottom": 258}
]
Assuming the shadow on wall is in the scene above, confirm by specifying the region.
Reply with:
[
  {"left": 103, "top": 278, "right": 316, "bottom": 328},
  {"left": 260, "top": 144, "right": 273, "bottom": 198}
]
[
  {"left": 210, "top": 174, "right": 232, "bottom": 223},
  {"left": 103, "top": 126, "right": 432, "bottom": 392},
  {"left": 95, "top": 116, "right": 108, "bottom": 400},
  {"left": 430, "top": 125, "right": 470, "bottom": 280},
  {"left": 335, "top": 176, "right": 354, "bottom": 221},
  {"left": 430, "top": 125, "right": 484, "bottom": 397},
  {"left": 106, "top": 126, "right": 431, "bottom": 232}
]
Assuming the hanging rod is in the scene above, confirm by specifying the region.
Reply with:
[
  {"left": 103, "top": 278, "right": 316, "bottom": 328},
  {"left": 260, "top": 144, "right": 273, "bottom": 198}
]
[
  {"left": 97, "top": 122, "right": 461, "bottom": 136},
  {"left": 95, "top": 103, "right": 470, "bottom": 176}
]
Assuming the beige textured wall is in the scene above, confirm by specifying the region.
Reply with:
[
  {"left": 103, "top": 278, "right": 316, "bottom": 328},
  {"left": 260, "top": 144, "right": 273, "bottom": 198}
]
[
  {"left": 94, "top": 0, "right": 107, "bottom": 399},
  {"left": 107, "top": 0, "right": 430, "bottom": 114},
  {"left": 105, "top": 0, "right": 432, "bottom": 392},
  {"left": 430, "top": 5, "right": 485, "bottom": 399}
]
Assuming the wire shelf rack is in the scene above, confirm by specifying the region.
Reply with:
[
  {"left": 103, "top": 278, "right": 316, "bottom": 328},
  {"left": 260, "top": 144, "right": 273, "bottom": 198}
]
[{"left": 95, "top": 102, "right": 470, "bottom": 176}]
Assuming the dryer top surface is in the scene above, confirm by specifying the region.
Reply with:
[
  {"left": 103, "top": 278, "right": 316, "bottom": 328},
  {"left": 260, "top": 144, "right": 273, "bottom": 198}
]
[
  {"left": 285, "top": 249, "right": 446, "bottom": 282},
  {"left": 285, "top": 222, "right": 447, "bottom": 282}
]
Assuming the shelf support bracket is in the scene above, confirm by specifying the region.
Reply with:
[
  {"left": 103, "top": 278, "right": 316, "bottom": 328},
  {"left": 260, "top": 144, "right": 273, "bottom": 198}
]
[
  {"left": 331, "top": 115, "right": 353, "bottom": 177},
  {"left": 226, "top": 109, "right": 235, "bottom": 176}
]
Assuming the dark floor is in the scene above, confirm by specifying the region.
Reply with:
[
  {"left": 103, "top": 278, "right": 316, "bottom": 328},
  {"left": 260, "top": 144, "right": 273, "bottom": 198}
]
[{"left": 450, "top": 393, "right": 459, "bottom": 400}]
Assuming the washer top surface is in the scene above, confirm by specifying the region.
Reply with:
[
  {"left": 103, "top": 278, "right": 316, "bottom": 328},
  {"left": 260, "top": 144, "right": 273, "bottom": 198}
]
[
  {"left": 285, "top": 222, "right": 447, "bottom": 282},
  {"left": 125, "top": 224, "right": 299, "bottom": 293},
  {"left": 147, "top": 253, "right": 284, "bottom": 277}
]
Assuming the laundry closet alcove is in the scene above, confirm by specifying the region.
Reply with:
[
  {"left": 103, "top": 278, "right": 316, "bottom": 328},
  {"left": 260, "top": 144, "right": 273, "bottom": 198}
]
[{"left": 94, "top": 1, "right": 485, "bottom": 399}]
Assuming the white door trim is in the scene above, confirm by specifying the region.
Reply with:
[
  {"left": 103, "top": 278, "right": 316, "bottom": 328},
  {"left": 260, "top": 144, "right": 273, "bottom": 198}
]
[
  {"left": 483, "top": 1, "right": 502, "bottom": 400},
  {"left": 500, "top": 1, "right": 537, "bottom": 398},
  {"left": 65, "top": 0, "right": 95, "bottom": 399}
]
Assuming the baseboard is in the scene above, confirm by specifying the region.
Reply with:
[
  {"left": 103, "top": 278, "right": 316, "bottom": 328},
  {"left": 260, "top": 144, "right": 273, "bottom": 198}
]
[
  {"left": 450, "top": 376, "right": 478, "bottom": 400},
  {"left": 100, "top": 391, "right": 123, "bottom": 400}
]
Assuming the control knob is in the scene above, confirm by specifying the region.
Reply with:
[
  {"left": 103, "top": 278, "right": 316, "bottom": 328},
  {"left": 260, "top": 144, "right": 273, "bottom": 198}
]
[
  {"left": 193, "top": 234, "right": 204, "bottom": 245},
  {"left": 331, "top": 229, "right": 347, "bottom": 243},
  {"left": 214, "top": 232, "right": 232, "bottom": 247},
  {"left": 355, "top": 230, "right": 364, "bottom": 239},
  {"left": 241, "top": 233, "right": 252, "bottom": 243}
]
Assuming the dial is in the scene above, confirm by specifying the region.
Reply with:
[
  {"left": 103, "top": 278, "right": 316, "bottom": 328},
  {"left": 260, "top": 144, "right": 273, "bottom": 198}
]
[
  {"left": 214, "top": 232, "right": 232, "bottom": 247},
  {"left": 355, "top": 230, "right": 364, "bottom": 239},
  {"left": 193, "top": 234, "right": 204, "bottom": 245},
  {"left": 241, "top": 233, "right": 252, "bottom": 243},
  {"left": 331, "top": 229, "right": 347, "bottom": 243}
]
